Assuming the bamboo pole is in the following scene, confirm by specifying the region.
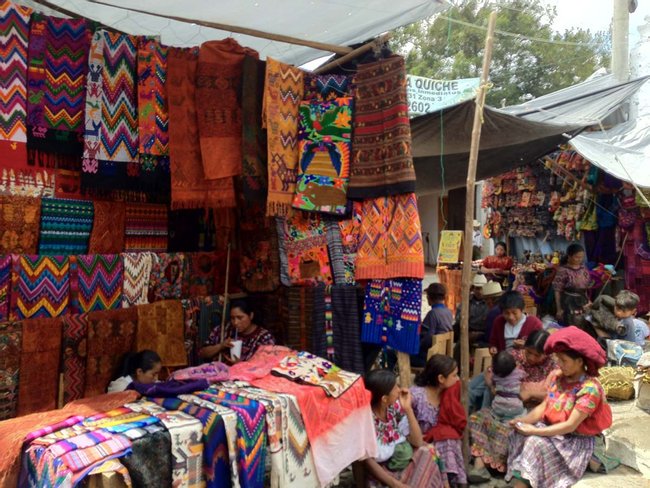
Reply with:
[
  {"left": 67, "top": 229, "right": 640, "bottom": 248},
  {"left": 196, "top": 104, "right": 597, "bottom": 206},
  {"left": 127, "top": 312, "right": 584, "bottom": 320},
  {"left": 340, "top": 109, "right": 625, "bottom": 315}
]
[
  {"left": 218, "top": 243, "right": 232, "bottom": 363},
  {"left": 313, "top": 33, "right": 391, "bottom": 74},
  {"left": 85, "top": 0, "right": 354, "bottom": 55},
  {"left": 459, "top": 7, "right": 497, "bottom": 462}
]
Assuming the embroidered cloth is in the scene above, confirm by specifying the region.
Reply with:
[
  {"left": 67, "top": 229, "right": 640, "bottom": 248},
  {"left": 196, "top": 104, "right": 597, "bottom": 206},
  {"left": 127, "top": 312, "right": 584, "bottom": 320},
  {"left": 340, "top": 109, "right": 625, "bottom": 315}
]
[
  {"left": 136, "top": 300, "right": 187, "bottom": 367},
  {"left": 0, "top": 195, "right": 41, "bottom": 254},
  {"left": 137, "top": 36, "right": 168, "bottom": 156},
  {"left": 61, "top": 313, "right": 88, "bottom": 404},
  {"left": 121, "top": 252, "right": 152, "bottom": 307},
  {"left": 89, "top": 201, "right": 125, "bottom": 254},
  {"left": 38, "top": 197, "right": 93, "bottom": 255},
  {"left": 70, "top": 254, "right": 123, "bottom": 313},
  {"left": 0, "top": 320, "right": 21, "bottom": 420},
  {"left": 148, "top": 252, "right": 187, "bottom": 300},
  {"left": 124, "top": 203, "right": 168, "bottom": 252},
  {"left": 0, "top": 255, "right": 10, "bottom": 321}
]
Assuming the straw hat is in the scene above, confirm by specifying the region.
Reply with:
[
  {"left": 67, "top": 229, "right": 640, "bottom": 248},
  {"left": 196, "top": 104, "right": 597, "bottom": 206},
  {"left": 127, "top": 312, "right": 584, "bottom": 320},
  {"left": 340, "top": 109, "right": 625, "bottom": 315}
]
[
  {"left": 473, "top": 220, "right": 481, "bottom": 228},
  {"left": 472, "top": 274, "right": 488, "bottom": 287},
  {"left": 482, "top": 281, "right": 503, "bottom": 297}
]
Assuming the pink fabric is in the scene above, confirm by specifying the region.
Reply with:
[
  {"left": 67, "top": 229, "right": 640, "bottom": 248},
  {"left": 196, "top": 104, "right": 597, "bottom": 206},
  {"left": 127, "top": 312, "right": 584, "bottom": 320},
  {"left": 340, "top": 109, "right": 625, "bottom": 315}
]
[
  {"left": 228, "top": 345, "right": 293, "bottom": 382},
  {"left": 544, "top": 325, "right": 606, "bottom": 376},
  {"left": 170, "top": 362, "right": 230, "bottom": 383}
]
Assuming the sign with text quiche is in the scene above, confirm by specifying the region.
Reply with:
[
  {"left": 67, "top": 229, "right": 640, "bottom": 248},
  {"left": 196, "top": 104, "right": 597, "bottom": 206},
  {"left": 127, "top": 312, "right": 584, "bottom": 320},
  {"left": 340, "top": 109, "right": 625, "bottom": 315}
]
[
  {"left": 437, "top": 230, "right": 464, "bottom": 264},
  {"left": 406, "top": 76, "right": 480, "bottom": 116}
]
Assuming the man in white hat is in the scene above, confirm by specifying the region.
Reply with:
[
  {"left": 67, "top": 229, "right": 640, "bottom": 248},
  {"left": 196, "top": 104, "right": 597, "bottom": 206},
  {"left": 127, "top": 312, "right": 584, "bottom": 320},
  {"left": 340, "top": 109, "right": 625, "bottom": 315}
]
[
  {"left": 453, "top": 274, "right": 489, "bottom": 358},
  {"left": 481, "top": 281, "right": 504, "bottom": 346},
  {"left": 472, "top": 219, "right": 482, "bottom": 261}
]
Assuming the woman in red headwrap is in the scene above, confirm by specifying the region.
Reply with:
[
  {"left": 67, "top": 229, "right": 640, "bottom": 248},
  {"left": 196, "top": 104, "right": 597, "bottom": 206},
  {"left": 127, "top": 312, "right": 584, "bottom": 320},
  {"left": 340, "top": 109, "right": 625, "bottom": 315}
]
[{"left": 505, "top": 326, "right": 612, "bottom": 488}]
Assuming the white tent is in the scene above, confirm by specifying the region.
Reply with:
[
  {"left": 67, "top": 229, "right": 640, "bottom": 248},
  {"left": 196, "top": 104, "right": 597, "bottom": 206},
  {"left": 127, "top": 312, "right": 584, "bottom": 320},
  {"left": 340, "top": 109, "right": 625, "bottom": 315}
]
[{"left": 19, "top": 0, "right": 450, "bottom": 66}]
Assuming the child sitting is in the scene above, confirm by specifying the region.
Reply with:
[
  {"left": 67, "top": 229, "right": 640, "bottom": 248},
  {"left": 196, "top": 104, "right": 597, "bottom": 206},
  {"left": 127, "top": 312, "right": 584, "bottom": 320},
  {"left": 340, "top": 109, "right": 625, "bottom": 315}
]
[
  {"left": 614, "top": 290, "right": 641, "bottom": 343},
  {"left": 634, "top": 317, "right": 650, "bottom": 346},
  {"left": 415, "top": 283, "right": 454, "bottom": 367},
  {"left": 490, "top": 351, "right": 526, "bottom": 420}
]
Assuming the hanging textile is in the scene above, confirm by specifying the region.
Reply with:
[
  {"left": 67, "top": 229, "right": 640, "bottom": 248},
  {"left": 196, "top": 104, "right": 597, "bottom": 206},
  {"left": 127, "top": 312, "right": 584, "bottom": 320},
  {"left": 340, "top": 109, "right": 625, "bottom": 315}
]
[
  {"left": 0, "top": 255, "right": 10, "bottom": 321},
  {"left": 240, "top": 56, "right": 280, "bottom": 292},
  {"left": 168, "top": 210, "right": 202, "bottom": 253},
  {"left": 354, "top": 193, "right": 424, "bottom": 280},
  {"left": 10, "top": 254, "right": 70, "bottom": 319},
  {"left": 0, "top": 1, "right": 31, "bottom": 169},
  {"left": 88, "top": 201, "right": 126, "bottom": 254},
  {"left": 121, "top": 252, "right": 152, "bottom": 307},
  {"left": 0, "top": 195, "right": 41, "bottom": 254},
  {"left": 84, "top": 307, "right": 137, "bottom": 397},
  {"left": 70, "top": 254, "right": 123, "bottom": 313},
  {"left": 264, "top": 57, "right": 304, "bottom": 217},
  {"left": 293, "top": 97, "right": 352, "bottom": 215},
  {"left": 38, "top": 197, "right": 94, "bottom": 255},
  {"left": 181, "top": 297, "right": 202, "bottom": 367},
  {"left": 124, "top": 203, "right": 168, "bottom": 252},
  {"left": 17, "top": 316, "right": 62, "bottom": 416},
  {"left": 167, "top": 47, "right": 235, "bottom": 210},
  {"left": 282, "top": 287, "right": 315, "bottom": 351},
  {"left": 81, "top": 29, "right": 139, "bottom": 192},
  {"left": 137, "top": 37, "right": 168, "bottom": 156},
  {"left": 148, "top": 252, "right": 188, "bottom": 301},
  {"left": 361, "top": 278, "right": 423, "bottom": 354},
  {"left": 624, "top": 219, "right": 650, "bottom": 314},
  {"left": 0, "top": 320, "right": 21, "bottom": 420},
  {"left": 337, "top": 211, "right": 361, "bottom": 285},
  {"left": 196, "top": 38, "right": 257, "bottom": 180},
  {"left": 303, "top": 73, "right": 352, "bottom": 101},
  {"left": 61, "top": 313, "right": 88, "bottom": 404},
  {"left": 136, "top": 300, "right": 187, "bottom": 367},
  {"left": 348, "top": 55, "right": 416, "bottom": 198},
  {"left": 324, "top": 219, "right": 347, "bottom": 285},
  {"left": 187, "top": 252, "right": 218, "bottom": 297},
  {"left": 276, "top": 212, "right": 334, "bottom": 286}
]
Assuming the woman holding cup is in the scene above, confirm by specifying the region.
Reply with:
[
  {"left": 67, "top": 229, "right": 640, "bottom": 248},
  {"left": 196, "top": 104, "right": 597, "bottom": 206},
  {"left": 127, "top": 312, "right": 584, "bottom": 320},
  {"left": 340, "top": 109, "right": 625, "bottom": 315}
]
[{"left": 199, "top": 299, "right": 275, "bottom": 364}]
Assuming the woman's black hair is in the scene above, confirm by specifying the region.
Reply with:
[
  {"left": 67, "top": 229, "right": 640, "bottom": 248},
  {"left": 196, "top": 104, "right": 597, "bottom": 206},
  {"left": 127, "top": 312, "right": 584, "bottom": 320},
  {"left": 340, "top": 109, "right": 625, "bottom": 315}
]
[
  {"left": 499, "top": 290, "right": 525, "bottom": 311},
  {"left": 114, "top": 349, "right": 161, "bottom": 379},
  {"left": 414, "top": 354, "right": 457, "bottom": 387},
  {"left": 495, "top": 241, "right": 507, "bottom": 252},
  {"left": 560, "top": 243, "right": 585, "bottom": 265},
  {"left": 492, "top": 351, "right": 517, "bottom": 378},
  {"left": 365, "top": 369, "right": 397, "bottom": 406},
  {"left": 524, "top": 329, "right": 550, "bottom": 353},
  {"left": 229, "top": 298, "right": 254, "bottom": 316}
]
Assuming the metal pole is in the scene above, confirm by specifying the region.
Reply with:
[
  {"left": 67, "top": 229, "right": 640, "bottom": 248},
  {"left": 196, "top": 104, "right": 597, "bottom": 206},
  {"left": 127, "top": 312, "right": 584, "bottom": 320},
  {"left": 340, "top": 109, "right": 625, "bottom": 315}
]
[{"left": 612, "top": 0, "right": 630, "bottom": 81}]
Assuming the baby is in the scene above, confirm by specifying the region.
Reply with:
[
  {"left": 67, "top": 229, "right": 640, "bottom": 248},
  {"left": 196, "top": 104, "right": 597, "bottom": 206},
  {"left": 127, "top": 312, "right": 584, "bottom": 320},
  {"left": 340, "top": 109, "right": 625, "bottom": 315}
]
[{"left": 491, "top": 351, "right": 526, "bottom": 420}]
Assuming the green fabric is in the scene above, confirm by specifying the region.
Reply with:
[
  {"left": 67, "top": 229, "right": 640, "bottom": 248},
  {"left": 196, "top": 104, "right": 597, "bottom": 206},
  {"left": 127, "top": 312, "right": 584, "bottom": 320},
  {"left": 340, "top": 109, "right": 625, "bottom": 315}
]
[
  {"left": 387, "top": 441, "right": 413, "bottom": 471},
  {"left": 591, "top": 434, "right": 620, "bottom": 474}
]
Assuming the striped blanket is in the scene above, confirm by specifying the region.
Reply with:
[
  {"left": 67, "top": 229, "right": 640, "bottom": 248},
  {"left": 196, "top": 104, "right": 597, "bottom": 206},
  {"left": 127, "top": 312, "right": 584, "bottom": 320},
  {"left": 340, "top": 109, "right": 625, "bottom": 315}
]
[{"left": 70, "top": 254, "right": 123, "bottom": 313}]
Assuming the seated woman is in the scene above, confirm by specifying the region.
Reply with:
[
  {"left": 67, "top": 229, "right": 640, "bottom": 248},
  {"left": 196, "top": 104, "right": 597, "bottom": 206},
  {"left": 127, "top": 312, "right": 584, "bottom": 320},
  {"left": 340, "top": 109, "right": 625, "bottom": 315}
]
[
  {"left": 553, "top": 243, "right": 591, "bottom": 326},
  {"left": 107, "top": 349, "right": 162, "bottom": 393},
  {"left": 480, "top": 241, "right": 513, "bottom": 283},
  {"left": 506, "top": 326, "right": 612, "bottom": 488},
  {"left": 364, "top": 369, "right": 445, "bottom": 488},
  {"left": 199, "top": 299, "right": 274, "bottom": 364}
]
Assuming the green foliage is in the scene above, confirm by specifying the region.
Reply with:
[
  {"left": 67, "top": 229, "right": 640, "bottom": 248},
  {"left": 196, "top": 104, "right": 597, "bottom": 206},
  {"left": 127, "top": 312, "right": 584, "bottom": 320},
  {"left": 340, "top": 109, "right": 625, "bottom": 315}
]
[{"left": 391, "top": 0, "right": 611, "bottom": 106}]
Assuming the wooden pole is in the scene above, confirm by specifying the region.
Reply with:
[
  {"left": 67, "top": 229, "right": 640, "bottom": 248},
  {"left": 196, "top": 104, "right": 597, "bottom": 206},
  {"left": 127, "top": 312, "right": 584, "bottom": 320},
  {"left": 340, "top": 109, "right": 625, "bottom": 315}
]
[
  {"left": 313, "top": 33, "right": 391, "bottom": 74},
  {"left": 85, "top": 0, "right": 354, "bottom": 55},
  {"left": 218, "top": 243, "right": 232, "bottom": 362},
  {"left": 459, "top": 7, "right": 497, "bottom": 461}
]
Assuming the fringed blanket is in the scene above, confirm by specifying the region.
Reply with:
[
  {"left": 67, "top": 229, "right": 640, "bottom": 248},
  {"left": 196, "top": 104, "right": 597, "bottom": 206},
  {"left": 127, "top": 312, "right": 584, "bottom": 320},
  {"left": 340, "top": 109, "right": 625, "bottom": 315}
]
[
  {"left": 10, "top": 254, "right": 70, "bottom": 319},
  {"left": 17, "top": 316, "right": 62, "bottom": 415},
  {"left": 0, "top": 195, "right": 41, "bottom": 254},
  {"left": 84, "top": 307, "right": 136, "bottom": 397},
  {"left": 136, "top": 300, "right": 187, "bottom": 367},
  {"left": 82, "top": 29, "right": 139, "bottom": 192},
  {"left": 148, "top": 252, "right": 187, "bottom": 301},
  {"left": 0, "top": 255, "right": 10, "bottom": 321},
  {"left": 88, "top": 201, "right": 125, "bottom": 254},
  {"left": 264, "top": 58, "right": 304, "bottom": 217},
  {"left": 121, "top": 252, "right": 152, "bottom": 307},
  {"left": 303, "top": 73, "right": 352, "bottom": 101},
  {"left": 348, "top": 55, "right": 416, "bottom": 198},
  {"left": 292, "top": 97, "right": 352, "bottom": 215},
  {"left": 70, "top": 254, "right": 123, "bottom": 313},
  {"left": 0, "top": 320, "right": 21, "bottom": 420},
  {"left": 38, "top": 197, "right": 94, "bottom": 255},
  {"left": 124, "top": 203, "right": 168, "bottom": 252},
  {"left": 361, "top": 278, "right": 423, "bottom": 354},
  {"left": 355, "top": 193, "right": 424, "bottom": 280},
  {"left": 61, "top": 313, "right": 88, "bottom": 404},
  {"left": 167, "top": 47, "right": 235, "bottom": 209}
]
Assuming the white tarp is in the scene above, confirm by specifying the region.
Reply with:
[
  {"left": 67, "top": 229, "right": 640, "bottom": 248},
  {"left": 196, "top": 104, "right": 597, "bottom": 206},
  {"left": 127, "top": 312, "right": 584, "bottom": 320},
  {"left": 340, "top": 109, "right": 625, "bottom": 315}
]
[
  {"left": 570, "top": 115, "right": 650, "bottom": 188},
  {"left": 18, "top": 0, "right": 449, "bottom": 66}
]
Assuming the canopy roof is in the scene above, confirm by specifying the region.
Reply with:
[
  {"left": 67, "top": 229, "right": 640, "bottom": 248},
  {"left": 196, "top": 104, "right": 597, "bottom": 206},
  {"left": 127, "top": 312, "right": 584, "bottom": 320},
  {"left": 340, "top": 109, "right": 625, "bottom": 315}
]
[{"left": 19, "top": 0, "right": 449, "bottom": 66}]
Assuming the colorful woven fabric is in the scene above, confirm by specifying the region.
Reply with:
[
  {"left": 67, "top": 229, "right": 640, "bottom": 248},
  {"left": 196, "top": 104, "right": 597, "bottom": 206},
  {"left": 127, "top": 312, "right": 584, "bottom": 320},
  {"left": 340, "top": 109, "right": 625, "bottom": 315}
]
[
  {"left": 84, "top": 307, "right": 137, "bottom": 397},
  {"left": 38, "top": 197, "right": 94, "bottom": 255},
  {"left": 325, "top": 218, "right": 347, "bottom": 285},
  {"left": 0, "top": 195, "right": 41, "bottom": 254},
  {"left": 348, "top": 55, "right": 416, "bottom": 198},
  {"left": 338, "top": 211, "right": 361, "bottom": 285},
  {"left": 355, "top": 193, "right": 424, "bottom": 280},
  {"left": 148, "top": 252, "right": 187, "bottom": 301},
  {"left": 0, "top": 166, "right": 55, "bottom": 197},
  {"left": 121, "top": 252, "right": 152, "bottom": 307},
  {"left": 292, "top": 97, "right": 352, "bottom": 215},
  {"left": 61, "top": 313, "right": 88, "bottom": 404},
  {"left": 89, "top": 201, "right": 125, "bottom": 254},
  {"left": 124, "top": 203, "right": 168, "bottom": 252},
  {"left": 17, "top": 316, "right": 62, "bottom": 415},
  {"left": 0, "top": 255, "right": 10, "bottom": 321},
  {"left": 0, "top": 0, "right": 31, "bottom": 169},
  {"left": 196, "top": 39, "right": 256, "bottom": 180},
  {"left": 137, "top": 36, "right": 168, "bottom": 156},
  {"left": 167, "top": 47, "right": 235, "bottom": 210},
  {"left": 187, "top": 252, "right": 217, "bottom": 296},
  {"left": 82, "top": 30, "right": 139, "bottom": 192},
  {"left": 276, "top": 212, "right": 334, "bottom": 286},
  {"left": 304, "top": 74, "right": 352, "bottom": 101},
  {"left": 0, "top": 320, "right": 21, "bottom": 420},
  {"left": 361, "top": 278, "right": 423, "bottom": 354},
  {"left": 280, "top": 287, "right": 316, "bottom": 351},
  {"left": 10, "top": 254, "right": 70, "bottom": 319},
  {"left": 121, "top": 424, "right": 172, "bottom": 487},
  {"left": 70, "top": 254, "right": 123, "bottom": 313},
  {"left": 136, "top": 300, "right": 187, "bottom": 367},
  {"left": 264, "top": 57, "right": 304, "bottom": 217}
]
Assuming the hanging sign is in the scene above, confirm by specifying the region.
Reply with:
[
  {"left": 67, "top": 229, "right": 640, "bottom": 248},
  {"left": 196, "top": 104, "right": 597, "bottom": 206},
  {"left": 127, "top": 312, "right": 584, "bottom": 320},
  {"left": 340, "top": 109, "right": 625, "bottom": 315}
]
[
  {"left": 406, "top": 76, "right": 480, "bottom": 116},
  {"left": 437, "top": 230, "right": 464, "bottom": 264}
]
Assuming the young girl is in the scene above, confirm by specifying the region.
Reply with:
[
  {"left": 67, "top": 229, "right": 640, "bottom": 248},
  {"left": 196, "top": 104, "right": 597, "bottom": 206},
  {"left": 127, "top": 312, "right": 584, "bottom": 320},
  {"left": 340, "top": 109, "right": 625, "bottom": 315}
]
[
  {"left": 107, "top": 349, "right": 162, "bottom": 393},
  {"left": 410, "top": 355, "right": 467, "bottom": 487},
  {"left": 365, "top": 369, "right": 445, "bottom": 488},
  {"left": 491, "top": 351, "right": 526, "bottom": 421}
]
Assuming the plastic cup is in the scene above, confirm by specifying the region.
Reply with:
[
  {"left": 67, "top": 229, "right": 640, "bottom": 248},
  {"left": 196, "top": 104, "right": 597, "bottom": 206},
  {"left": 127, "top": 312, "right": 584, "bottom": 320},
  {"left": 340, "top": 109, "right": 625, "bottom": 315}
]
[{"left": 230, "top": 340, "right": 243, "bottom": 359}]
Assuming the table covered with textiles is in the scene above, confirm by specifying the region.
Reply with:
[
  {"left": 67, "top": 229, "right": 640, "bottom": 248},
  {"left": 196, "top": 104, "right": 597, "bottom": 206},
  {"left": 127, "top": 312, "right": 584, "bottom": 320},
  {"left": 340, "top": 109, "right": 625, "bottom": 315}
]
[{"left": 0, "top": 346, "right": 377, "bottom": 488}]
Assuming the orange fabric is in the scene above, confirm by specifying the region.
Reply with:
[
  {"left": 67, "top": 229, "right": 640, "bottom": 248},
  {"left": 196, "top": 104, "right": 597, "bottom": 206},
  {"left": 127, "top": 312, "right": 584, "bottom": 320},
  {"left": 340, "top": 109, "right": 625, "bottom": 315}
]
[{"left": 437, "top": 267, "right": 462, "bottom": 314}]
